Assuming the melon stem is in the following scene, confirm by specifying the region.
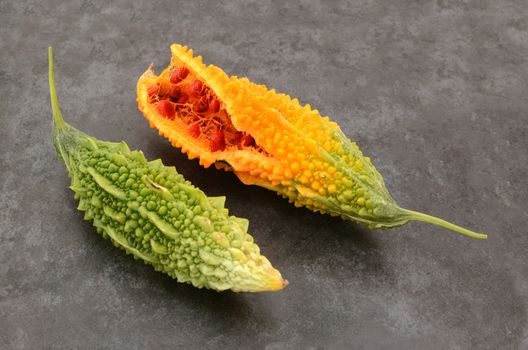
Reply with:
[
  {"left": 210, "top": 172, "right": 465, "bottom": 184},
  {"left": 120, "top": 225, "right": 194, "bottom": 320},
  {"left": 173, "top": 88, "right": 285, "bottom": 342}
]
[
  {"left": 48, "top": 47, "right": 66, "bottom": 130},
  {"left": 401, "top": 208, "right": 487, "bottom": 239}
]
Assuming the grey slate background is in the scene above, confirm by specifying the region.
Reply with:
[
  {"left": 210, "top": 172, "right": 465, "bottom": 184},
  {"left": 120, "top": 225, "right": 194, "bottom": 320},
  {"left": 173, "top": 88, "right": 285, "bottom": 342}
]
[{"left": 1, "top": 0, "right": 527, "bottom": 349}]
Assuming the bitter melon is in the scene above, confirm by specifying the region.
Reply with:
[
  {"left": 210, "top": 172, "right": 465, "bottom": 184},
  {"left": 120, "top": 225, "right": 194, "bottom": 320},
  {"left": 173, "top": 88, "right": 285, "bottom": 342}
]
[{"left": 136, "top": 44, "right": 486, "bottom": 239}]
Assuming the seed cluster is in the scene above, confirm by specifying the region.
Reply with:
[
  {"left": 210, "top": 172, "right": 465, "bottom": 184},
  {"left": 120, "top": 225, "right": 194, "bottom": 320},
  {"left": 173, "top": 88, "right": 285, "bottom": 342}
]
[{"left": 147, "top": 66, "right": 257, "bottom": 153}]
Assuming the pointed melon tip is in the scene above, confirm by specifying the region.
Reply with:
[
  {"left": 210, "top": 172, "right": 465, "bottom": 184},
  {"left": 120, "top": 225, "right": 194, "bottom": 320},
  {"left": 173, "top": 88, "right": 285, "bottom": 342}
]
[
  {"left": 270, "top": 276, "right": 288, "bottom": 291},
  {"left": 255, "top": 276, "right": 288, "bottom": 293}
]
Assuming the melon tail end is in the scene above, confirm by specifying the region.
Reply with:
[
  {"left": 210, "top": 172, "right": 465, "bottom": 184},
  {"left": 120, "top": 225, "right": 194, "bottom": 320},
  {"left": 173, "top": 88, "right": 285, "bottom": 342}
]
[
  {"left": 401, "top": 208, "right": 487, "bottom": 239},
  {"left": 48, "top": 47, "right": 66, "bottom": 131}
]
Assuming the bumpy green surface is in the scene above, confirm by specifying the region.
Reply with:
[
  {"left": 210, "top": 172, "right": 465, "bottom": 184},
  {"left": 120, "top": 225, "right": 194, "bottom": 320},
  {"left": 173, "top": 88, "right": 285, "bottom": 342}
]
[{"left": 49, "top": 48, "right": 286, "bottom": 292}]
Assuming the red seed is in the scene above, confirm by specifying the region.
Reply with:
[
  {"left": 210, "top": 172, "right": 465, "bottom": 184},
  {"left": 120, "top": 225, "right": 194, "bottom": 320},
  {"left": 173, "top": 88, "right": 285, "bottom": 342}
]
[
  {"left": 157, "top": 99, "right": 175, "bottom": 119},
  {"left": 158, "top": 84, "right": 170, "bottom": 98},
  {"left": 189, "top": 80, "right": 204, "bottom": 97},
  {"left": 170, "top": 67, "right": 190, "bottom": 84},
  {"left": 189, "top": 123, "right": 200, "bottom": 138},
  {"left": 147, "top": 83, "right": 160, "bottom": 96},
  {"left": 230, "top": 132, "right": 242, "bottom": 145},
  {"left": 240, "top": 134, "right": 255, "bottom": 147},
  {"left": 209, "top": 99, "right": 220, "bottom": 113},
  {"left": 194, "top": 97, "right": 209, "bottom": 113},
  {"left": 168, "top": 86, "right": 181, "bottom": 102},
  {"left": 177, "top": 92, "right": 189, "bottom": 104},
  {"left": 210, "top": 131, "right": 225, "bottom": 152}
]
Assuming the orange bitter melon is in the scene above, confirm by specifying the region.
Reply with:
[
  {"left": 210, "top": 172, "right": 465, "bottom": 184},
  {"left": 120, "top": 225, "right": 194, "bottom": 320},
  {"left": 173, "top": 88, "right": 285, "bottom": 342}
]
[{"left": 136, "top": 44, "right": 487, "bottom": 240}]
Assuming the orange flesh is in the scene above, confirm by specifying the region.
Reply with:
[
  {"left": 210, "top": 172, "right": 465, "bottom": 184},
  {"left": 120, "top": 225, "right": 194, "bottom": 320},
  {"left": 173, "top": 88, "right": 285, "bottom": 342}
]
[{"left": 147, "top": 68, "right": 260, "bottom": 153}]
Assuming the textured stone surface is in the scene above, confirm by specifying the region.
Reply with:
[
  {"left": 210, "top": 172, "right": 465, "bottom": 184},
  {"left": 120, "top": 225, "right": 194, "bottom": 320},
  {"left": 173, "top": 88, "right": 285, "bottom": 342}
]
[{"left": 1, "top": 0, "right": 527, "bottom": 349}]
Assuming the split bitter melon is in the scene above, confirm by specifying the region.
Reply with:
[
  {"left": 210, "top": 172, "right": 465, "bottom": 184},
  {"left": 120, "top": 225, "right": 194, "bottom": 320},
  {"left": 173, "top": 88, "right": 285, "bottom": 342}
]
[
  {"left": 136, "top": 44, "right": 487, "bottom": 240},
  {"left": 49, "top": 48, "right": 286, "bottom": 292}
]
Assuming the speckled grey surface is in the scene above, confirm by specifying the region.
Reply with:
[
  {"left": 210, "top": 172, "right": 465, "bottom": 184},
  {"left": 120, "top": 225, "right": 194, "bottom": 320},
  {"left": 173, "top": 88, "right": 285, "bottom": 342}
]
[{"left": 1, "top": 0, "right": 527, "bottom": 349}]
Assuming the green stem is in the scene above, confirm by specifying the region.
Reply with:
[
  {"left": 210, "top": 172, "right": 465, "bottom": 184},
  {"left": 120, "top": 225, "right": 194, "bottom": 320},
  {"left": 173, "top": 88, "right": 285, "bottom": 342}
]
[
  {"left": 48, "top": 47, "right": 66, "bottom": 130},
  {"left": 401, "top": 208, "right": 487, "bottom": 239}
]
